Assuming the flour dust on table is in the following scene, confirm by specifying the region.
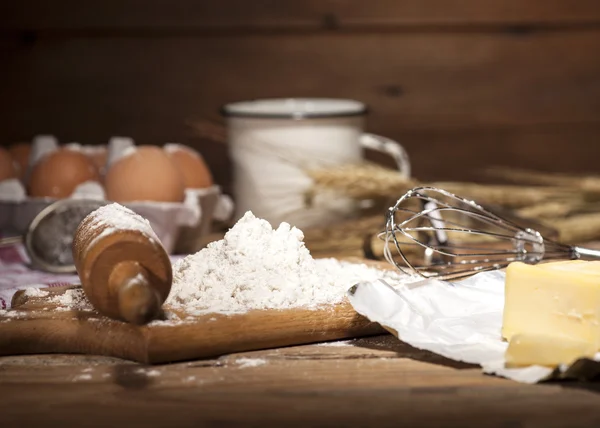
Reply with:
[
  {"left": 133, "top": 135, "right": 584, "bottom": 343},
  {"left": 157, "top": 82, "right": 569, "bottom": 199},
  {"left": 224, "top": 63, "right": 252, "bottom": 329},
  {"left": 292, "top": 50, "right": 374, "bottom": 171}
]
[{"left": 165, "top": 211, "right": 409, "bottom": 316}]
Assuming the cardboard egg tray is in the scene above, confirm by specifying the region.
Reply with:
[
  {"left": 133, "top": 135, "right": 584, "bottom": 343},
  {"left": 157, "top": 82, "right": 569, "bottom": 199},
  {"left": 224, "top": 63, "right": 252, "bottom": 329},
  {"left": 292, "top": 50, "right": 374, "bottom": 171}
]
[{"left": 0, "top": 185, "right": 230, "bottom": 255}]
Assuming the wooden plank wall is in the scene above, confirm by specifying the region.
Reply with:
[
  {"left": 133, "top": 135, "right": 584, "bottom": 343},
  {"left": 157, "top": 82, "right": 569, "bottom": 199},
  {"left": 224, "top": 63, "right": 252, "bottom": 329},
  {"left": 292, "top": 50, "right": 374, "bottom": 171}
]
[{"left": 1, "top": 1, "right": 600, "bottom": 191}]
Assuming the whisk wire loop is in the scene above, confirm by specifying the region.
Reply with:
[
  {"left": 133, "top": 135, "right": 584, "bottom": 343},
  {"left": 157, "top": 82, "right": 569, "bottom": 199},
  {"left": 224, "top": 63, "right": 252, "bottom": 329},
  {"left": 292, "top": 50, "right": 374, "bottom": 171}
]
[{"left": 381, "top": 186, "right": 587, "bottom": 281}]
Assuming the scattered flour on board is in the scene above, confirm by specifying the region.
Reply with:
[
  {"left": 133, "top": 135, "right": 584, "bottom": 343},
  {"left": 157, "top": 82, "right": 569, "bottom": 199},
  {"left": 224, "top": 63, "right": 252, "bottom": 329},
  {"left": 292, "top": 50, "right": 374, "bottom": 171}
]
[
  {"left": 0, "top": 310, "right": 27, "bottom": 319},
  {"left": 317, "top": 340, "right": 354, "bottom": 347},
  {"left": 165, "top": 211, "right": 410, "bottom": 316},
  {"left": 72, "top": 374, "right": 92, "bottom": 382},
  {"left": 22, "top": 288, "right": 49, "bottom": 298},
  {"left": 50, "top": 288, "right": 94, "bottom": 311},
  {"left": 135, "top": 368, "right": 161, "bottom": 377},
  {"left": 235, "top": 358, "right": 267, "bottom": 368}
]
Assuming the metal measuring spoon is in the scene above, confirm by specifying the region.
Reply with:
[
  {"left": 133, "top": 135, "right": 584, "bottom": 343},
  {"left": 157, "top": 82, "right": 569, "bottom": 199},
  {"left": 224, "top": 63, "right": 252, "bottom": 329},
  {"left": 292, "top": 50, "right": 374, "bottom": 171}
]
[{"left": 0, "top": 199, "right": 109, "bottom": 273}]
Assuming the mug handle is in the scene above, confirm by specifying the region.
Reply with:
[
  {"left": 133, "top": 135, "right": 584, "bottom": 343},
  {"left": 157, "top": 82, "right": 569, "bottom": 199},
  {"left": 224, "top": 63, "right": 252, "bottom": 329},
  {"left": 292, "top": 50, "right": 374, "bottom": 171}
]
[{"left": 359, "top": 133, "right": 411, "bottom": 178}]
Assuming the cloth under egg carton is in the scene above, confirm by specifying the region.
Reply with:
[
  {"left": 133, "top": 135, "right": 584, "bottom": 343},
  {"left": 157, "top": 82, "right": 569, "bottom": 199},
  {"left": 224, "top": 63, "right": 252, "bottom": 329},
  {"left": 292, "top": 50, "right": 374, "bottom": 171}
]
[{"left": 0, "top": 136, "right": 232, "bottom": 254}]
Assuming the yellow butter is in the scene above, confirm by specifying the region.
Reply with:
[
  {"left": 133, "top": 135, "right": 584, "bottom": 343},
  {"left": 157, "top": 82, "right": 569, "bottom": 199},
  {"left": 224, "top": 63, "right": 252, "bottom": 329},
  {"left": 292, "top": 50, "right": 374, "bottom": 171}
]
[
  {"left": 505, "top": 333, "right": 596, "bottom": 368},
  {"left": 502, "top": 260, "right": 600, "bottom": 364}
]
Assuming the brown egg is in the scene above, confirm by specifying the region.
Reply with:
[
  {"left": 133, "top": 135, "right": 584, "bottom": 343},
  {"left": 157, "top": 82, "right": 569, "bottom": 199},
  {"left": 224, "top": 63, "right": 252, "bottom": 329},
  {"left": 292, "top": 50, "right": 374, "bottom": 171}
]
[
  {"left": 28, "top": 148, "right": 100, "bottom": 198},
  {"left": 164, "top": 144, "right": 214, "bottom": 189},
  {"left": 8, "top": 142, "right": 31, "bottom": 180},
  {"left": 0, "top": 147, "right": 18, "bottom": 182},
  {"left": 105, "top": 145, "right": 185, "bottom": 203},
  {"left": 81, "top": 145, "right": 108, "bottom": 178}
]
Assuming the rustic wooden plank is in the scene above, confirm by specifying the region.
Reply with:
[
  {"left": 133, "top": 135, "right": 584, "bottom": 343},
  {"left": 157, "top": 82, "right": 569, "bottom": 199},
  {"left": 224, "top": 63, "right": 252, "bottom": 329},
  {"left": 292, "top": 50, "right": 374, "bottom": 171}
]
[
  {"left": 2, "top": 32, "right": 598, "bottom": 131},
  {"left": 2, "top": 0, "right": 600, "bottom": 31},
  {"left": 0, "top": 335, "right": 462, "bottom": 368},
  {"left": 0, "top": 335, "right": 476, "bottom": 371},
  {"left": 0, "top": 357, "right": 494, "bottom": 390},
  {"left": 382, "top": 125, "right": 600, "bottom": 183},
  {"left": 2, "top": 384, "right": 596, "bottom": 428},
  {"left": 1, "top": 32, "right": 600, "bottom": 186},
  {"left": 2, "top": 338, "right": 600, "bottom": 427},
  {"left": 0, "top": 284, "right": 384, "bottom": 364}
]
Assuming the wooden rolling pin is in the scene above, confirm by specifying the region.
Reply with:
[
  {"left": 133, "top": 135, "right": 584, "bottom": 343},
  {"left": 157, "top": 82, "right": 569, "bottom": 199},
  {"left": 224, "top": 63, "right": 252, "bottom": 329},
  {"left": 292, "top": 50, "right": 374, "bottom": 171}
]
[{"left": 72, "top": 203, "right": 172, "bottom": 325}]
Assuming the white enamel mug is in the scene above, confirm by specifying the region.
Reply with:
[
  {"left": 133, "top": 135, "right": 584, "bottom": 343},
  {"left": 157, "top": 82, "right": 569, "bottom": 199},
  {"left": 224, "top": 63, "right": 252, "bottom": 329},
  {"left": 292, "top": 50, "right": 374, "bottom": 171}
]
[{"left": 221, "top": 98, "right": 410, "bottom": 229}]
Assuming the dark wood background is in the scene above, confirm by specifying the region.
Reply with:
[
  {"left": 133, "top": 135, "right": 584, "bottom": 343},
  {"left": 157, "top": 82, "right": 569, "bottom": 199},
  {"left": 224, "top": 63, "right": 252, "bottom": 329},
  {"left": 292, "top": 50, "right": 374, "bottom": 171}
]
[{"left": 1, "top": 1, "right": 600, "bottom": 192}]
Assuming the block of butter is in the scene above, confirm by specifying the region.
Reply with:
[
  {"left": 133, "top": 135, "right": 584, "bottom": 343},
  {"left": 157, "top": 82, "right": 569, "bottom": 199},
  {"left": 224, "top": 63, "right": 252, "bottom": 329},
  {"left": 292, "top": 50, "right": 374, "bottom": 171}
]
[
  {"left": 502, "top": 260, "right": 600, "bottom": 366},
  {"left": 505, "top": 333, "right": 596, "bottom": 368}
]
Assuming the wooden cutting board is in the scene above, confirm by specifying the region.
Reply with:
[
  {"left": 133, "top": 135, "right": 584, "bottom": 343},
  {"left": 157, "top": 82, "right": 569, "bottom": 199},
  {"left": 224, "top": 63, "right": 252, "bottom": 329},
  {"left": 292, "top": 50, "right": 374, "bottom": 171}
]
[{"left": 0, "top": 260, "right": 389, "bottom": 364}]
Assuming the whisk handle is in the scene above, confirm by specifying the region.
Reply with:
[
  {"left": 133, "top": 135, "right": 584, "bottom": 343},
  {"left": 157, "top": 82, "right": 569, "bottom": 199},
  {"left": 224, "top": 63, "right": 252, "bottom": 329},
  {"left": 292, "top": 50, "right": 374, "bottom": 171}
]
[{"left": 573, "top": 247, "right": 600, "bottom": 261}]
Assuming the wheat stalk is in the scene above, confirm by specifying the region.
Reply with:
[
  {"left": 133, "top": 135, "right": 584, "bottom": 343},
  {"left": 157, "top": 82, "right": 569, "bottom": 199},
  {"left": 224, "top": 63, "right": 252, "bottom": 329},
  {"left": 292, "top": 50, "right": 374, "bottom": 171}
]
[
  {"left": 486, "top": 166, "right": 600, "bottom": 200},
  {"left": 548, "top": 213, "right": 600, "bottom": 244},
  {"left": 431, "top": 182, "right": 576, "bottom": 209},
  {"left": 303, "top": 214, "right": 384, "bottom": 257},
  {"left": 187, "top": 118, "right": 228, "bottom": 143},
  {"left": 306, "top": 162, "right": 416, "bottom": 201},
  {"left": 484, "top": 166, "right": 585, "bottom": 187},
  {"left": 307, "top": 162, "right": 575, "bottom": 209},
  {"left": 515, "top": 201, "right": 578, "bottom": 220}
]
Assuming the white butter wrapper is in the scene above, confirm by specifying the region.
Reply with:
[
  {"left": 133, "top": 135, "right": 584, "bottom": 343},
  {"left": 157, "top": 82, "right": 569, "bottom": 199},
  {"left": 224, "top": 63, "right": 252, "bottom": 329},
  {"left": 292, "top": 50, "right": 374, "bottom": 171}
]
[{"left": 347, "top": 271, "right": 600, "bottom": 384}]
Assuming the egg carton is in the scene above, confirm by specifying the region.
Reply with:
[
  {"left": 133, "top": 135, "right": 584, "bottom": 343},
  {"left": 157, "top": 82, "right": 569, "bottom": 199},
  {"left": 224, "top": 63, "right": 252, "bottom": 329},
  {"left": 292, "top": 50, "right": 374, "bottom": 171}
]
[
  {"left": 2, "top": 135, "right": 233, "bottom": 255},
  {"left": 0, "top": 180, "right": 233, "bottom": 255}
]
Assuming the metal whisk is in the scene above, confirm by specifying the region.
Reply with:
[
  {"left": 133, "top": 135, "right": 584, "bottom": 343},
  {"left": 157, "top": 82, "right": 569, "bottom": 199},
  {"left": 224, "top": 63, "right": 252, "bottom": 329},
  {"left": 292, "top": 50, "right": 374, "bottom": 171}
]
[{"left": 380, "top": 186, "right": 600, "bottom": 281}]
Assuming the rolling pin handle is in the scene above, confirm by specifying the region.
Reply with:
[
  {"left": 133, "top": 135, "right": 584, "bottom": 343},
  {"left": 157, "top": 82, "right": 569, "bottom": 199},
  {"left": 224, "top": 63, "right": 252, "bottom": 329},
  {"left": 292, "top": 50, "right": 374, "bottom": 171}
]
[{"left": 110, "top": 261, "right": 161, "bottom": 325}]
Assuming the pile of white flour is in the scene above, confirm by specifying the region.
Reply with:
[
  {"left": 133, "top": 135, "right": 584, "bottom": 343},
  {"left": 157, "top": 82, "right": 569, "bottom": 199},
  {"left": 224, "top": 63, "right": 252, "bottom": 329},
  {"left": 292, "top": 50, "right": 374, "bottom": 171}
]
[{"left": 166, "top": 211, "right": 407, "bottom": 315}]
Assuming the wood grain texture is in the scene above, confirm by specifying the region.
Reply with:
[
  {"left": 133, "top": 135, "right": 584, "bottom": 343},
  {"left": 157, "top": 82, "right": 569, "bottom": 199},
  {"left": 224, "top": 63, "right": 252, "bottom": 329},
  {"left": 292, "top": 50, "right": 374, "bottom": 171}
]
[
  {"left": 0, "top": 285, "right": 383, "bottom": 363},
  {"left": 1, "top": 32, "right": 600, "bottom": 189},
  {"left": 2, "top": 337, "right": 600, "bottom": 427},
  {"left": 2, "top": 32, "right": 600, "bottom": 131},
  {"left": 2, "top": 0, "right": 600, "bottom": 31},
  {"left": 1, "top": 2, "right": 600, "bottom": 190}
]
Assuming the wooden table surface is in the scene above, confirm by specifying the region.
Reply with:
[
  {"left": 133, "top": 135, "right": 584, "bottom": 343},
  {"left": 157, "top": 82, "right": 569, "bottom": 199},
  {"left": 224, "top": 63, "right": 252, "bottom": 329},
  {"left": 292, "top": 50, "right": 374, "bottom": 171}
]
[{"left": 2, "top": 334, "right": 600, "bottom": 427}]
